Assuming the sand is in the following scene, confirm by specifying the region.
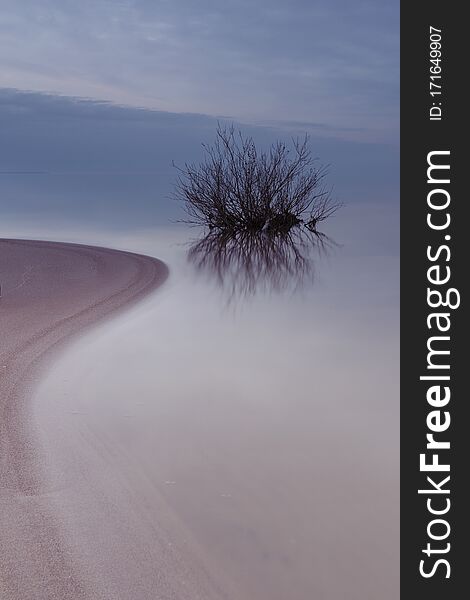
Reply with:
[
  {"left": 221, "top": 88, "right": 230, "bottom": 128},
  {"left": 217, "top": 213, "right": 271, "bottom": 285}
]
[{"left": 0, "top": 239, "right": 229, "bottom": 599}]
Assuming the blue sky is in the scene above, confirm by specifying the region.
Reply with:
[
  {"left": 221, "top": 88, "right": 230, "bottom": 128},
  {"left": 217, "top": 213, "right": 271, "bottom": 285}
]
[{"left": 0, "top": 0, "right": 399, "bottom": 142}]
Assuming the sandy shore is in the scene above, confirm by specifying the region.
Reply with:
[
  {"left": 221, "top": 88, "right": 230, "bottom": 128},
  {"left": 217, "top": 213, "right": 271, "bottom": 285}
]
[{"left": 0, "top": 238, "right": 188, "bottom": 599}]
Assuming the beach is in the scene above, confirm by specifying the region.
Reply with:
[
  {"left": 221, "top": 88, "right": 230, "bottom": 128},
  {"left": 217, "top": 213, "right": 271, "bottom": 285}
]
[
  {"left": 0, "top": 210, "right": 398, "bottom": 600},
  {"left": 0, "top": 216, "right": 399, "bottom": 599},
  {"left": 0, "top": 238, "right": 202, "bottom": 599}
]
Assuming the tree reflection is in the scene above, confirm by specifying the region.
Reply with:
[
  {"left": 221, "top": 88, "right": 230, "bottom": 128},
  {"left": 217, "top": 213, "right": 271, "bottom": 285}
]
[{"left": 188, "top": 226, "right": 337, "bottom": 300}]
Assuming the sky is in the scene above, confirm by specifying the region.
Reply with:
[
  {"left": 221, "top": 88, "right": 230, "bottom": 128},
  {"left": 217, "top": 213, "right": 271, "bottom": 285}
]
[
  {"left": 0, "top": 1, "right": 399, "bottom": 230},
  {"left": 0, "top": 0, "right": 399, "bottom": 142}
]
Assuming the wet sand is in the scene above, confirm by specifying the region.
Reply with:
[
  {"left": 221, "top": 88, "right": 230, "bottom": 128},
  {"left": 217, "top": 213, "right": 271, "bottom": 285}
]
[{"left": 0, "top": 239, "right": 226, "bottom": 599}]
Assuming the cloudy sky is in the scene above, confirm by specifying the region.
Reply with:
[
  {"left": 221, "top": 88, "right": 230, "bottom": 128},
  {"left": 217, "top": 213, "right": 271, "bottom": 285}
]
[{"left": 0, "top": 0, "right": 398, "bottom": 142}]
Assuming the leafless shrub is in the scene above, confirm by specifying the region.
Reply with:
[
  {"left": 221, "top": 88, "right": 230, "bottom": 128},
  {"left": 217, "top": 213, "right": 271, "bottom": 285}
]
[
  {"left": 173, "top": 125, "right": 341, "bottom": 235},
  {"left": 174, "top": 125, "right": 341, "bottom": 298}
]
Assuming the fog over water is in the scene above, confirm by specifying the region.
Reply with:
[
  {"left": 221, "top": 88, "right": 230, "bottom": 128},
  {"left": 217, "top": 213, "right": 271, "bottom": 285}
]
[
  {"left": 1, "top": 204, "right": 399, "bottom": 599},
  {"left": 0, "top": 88, "right": 399, "bottom": 599}
]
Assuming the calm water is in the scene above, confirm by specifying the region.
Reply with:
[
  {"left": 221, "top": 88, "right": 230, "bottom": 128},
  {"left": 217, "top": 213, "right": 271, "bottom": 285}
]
[{"left": 1, "top": 200, "right": 399, "bottom": 599}]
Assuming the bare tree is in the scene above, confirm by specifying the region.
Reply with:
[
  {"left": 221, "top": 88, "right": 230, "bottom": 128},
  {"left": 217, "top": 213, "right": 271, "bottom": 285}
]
[{"left": 173, "top": 125, "right": 340, "bottom": 236}]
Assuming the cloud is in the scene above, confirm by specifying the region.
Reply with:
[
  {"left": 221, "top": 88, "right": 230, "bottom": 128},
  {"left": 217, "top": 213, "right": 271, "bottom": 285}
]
[{"left": 0, "top": 0, "right": 398, "bottom": 141}]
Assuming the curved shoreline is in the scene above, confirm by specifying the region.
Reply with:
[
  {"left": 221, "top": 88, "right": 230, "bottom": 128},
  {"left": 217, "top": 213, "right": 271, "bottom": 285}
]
[{"left": 0, "top": 238, "right": 169, "bottom": 599}]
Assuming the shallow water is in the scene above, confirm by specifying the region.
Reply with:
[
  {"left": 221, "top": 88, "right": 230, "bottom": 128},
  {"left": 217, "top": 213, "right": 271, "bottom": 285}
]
[{"left": 1, "top": 202, "right": 398, "bottom": 599}]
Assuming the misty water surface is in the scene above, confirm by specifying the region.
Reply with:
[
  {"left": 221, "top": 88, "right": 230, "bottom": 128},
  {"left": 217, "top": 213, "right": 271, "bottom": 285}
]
[{"left": 0, "top": 89, "right": 399, "bottom": 599}]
